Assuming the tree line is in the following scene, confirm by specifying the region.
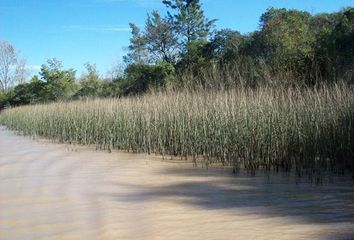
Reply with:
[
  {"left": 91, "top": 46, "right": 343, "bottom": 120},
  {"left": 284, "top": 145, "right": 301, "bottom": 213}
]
[{"left": 1, "top": 0, "right": 353, "bottom": 109}]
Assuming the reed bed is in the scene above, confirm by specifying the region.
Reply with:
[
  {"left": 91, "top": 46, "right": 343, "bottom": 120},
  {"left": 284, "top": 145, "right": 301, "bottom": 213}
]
[{"left": 1, "top": 85, "right": 353, "bottom": 177}]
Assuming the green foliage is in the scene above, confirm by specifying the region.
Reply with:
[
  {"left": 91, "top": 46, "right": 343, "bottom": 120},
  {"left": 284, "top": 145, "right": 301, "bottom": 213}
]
[
  {"left": 205, "top": 29, "right": 245, "bottom": 62},
  {"left": 2, "top": 6, "right": 354, "bottom": 107},
  {"left": 10, "top": 83, "right": 37, "bottom": 106},
  {"left": 0, "top": 75, "right": 47, "bottom": 109},
  {"left": 100, "top": 79, "right": 122, "bottom": 98},
  {"left": 178, "top": 40, "right": 209, "bottom": 68},
  {"left": 145, "top": 10, "right": 179, "bottom": 63},
  {"left": 0, "top": 91, "right": 7, "bottom": 109},
  {"left": 75, "top": 63, "right": 102, "bottom": 98},
  {"left": 120, "top": 62, "right": 175, "bottom": 95},
  {"left": 123, "top": 4, "right": 353, "bottom": 87},
  {"left": 256, "top": 8, "right": 315, "bottom": 73},
  {"left": 125, "top": 0, "right": 216, "bottom": 67},
  {"left": 331, "top": 8, "right": 354, "bottom": 78},
  {"left": 124, "top": 24, "right": 150, "bottom": 64},
  {"left": 1, "top": 58, "right": 81, "bottom": 108},
  {"left": 199, "top": 7, "right": 353, "bottom": 86},
  {"left": 307, "top": 8, "right": 354, "bottom": 81},
  {"left": 163, "top": 0, "right": 216, "bottom": 46},
  {"left": 40, "top": 58, "right": 77, "bottom": 101}
]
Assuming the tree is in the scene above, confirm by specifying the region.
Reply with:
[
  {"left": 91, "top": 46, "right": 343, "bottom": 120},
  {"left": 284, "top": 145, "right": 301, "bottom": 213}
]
[
  {"left": 0, "top": 90, "right": 7, "bottom": 109},
  {"left": 0, "top": 40, "right": 27, "bottom": 92},
  {"left": 0, "top": 75, "right": 46, "bottom": 108},
  {"left": 106, "top": 61, "right": 124, "bottom": 80},
  {"left": 9, "top": 83, "right": 34, "bottom": 106},
  {"left": 260, "top": 8, "right": 315, "bottom": 71},
  {"left": 162, "top": 0, "right": 216, "bottom": 49},
  {"left": 145, "top": 10, "right": 179, "bottom": 63},
  {"left": 39, "top": 58, "right": 77, "bottom": 101},
  {"left": 205, "top": 29, "right": 245, "bottom": 62},
  {"left": 124, "top": 23, "right": 150, "bottom": 64},
  {"left": 309, "top": 12, "right": 341, "bottom": 80},
  {"left": 255, "top": 8, "right": 315, "bottom": 76},
  {"left": 100, "top": 79, "right": 122, "bottom": 98},
  {"left": 76, "top": 63, "right": 102, "bottom": 98},
  {"left": 120, "top": 62, "right": 175, "bottom": 95},
  {"left": 330, "top": 8, "right": 354, "bottom": 78},
  {"left": 178, "top": 40, "right": 208, "bottom": 67},
  {"left": 27, "top": 75, "right": 46, "bottom": 103},
  {"left": 307, "top": 8, "right": 354, "bottom": 81},
  {"left": 14, "top": 58, "right": 29, "bottom": 84}
]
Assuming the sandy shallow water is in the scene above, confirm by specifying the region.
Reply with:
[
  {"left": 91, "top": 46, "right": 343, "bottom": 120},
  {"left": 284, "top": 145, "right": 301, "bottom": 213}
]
[{"left": 1, "top": 126, "right": 354, "bottom": 240}]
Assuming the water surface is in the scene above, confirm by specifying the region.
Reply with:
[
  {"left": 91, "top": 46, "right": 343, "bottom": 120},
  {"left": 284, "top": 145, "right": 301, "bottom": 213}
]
[{"left": 1, "top": 126, "right": 354, "bottom": 240}]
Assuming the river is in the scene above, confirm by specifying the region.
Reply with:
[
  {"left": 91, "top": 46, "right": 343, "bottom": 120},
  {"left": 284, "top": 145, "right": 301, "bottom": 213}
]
[{"left": 1, "top": 126, "right": 354, "bottom": 240}]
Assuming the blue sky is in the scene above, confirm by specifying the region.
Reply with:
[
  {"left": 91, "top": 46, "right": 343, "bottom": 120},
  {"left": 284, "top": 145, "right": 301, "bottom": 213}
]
[{"left": 1, "top": 0, "right": 353, "bottom": 77}]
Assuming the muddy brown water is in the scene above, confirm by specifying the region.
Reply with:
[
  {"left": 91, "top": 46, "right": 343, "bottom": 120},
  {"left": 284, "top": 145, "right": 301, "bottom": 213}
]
[{"left": 1, "top": 126, "right": 354, "bottom": 240}]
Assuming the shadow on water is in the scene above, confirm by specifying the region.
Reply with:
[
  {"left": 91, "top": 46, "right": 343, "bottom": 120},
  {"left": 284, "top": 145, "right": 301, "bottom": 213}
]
[{"left": 101, "top": 166, "right": 354, "bottom": 239}]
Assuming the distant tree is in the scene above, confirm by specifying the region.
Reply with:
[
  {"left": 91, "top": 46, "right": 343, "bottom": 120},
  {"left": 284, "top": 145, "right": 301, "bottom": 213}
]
[
  {"left": 330, "top": 8, "right": 354, "bottom": 79},
  {"left": 162, "top": 0, "right": 216, "bottom": 68},
  {"left": 120, "top": 62, "right": 175, "bottom": 95},
  {"left": 308, "top": 8, "right": 354, "bottom": 81},
  {"left": 14, "top": 58, "right": 29, "bottom": 84},
  {"left": 309, "top": 12, "right": 341, "bottom": 80},
  {"left": 162, "top": 0, "right": 216, "bottom": 49},
  {"left": 39, "top": 58, "right": 77, "bottom": 100},
  {"left": 205, "top": 29, "right": 245, "bottom": 62},
  {"left": 178, "top": 40, "right": 208, "bottom": 67},
  {"left": 145, "top": 10, "right": 179, "bottom": 63},
  {"left": 76, "top": 63, "right": 102, "bottom": 98},
  {"left": 0, "top": 40, "right": 28, "bottom": 92},
  {"left": 124, "top": 23, "right": 150, "bottom": 64},
  {"left": 10, "top": 83, "right": 34, "bottom": 105},
  {"left": 0, "top": 40, "right": 17, "bottom": 92},
  {"left": 27, "top": 75, "right": 46, "bottom": 103},
  {"left": 1, "top": 75, "right": 47, "bottom": 107},
  {"left": 106, "top": 61, "right": 124, "bottom": 80},
  {"left": 100, "top": 79, "right": 122, "bottom": 98},
  {"left": 0, "top": 90, "right": 7, "bottom": 109},
  {"left": 257, "top": 8, "right": 315, "bottom": 72}
]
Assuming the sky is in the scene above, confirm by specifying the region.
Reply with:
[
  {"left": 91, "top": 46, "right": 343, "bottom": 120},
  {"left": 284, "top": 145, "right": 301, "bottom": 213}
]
[{"left": 1, "top": 0, "right": 353, "bottom": 78}]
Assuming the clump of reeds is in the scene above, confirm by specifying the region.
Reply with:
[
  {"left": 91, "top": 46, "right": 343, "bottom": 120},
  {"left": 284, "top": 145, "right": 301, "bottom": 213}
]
[{"left": 1, "top": 84, "right": 353, "bottom": 178}]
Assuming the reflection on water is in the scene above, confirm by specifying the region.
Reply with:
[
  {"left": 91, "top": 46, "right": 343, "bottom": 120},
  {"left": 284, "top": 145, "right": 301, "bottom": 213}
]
[{"left": 0, "top": 126, "right": 354, "bottom": 240}]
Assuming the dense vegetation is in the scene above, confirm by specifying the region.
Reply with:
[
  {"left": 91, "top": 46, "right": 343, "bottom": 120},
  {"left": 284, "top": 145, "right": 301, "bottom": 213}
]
[
  {"left": 1, "top": 85, "right": 353, "bottom": 179},
  {"left": 0, "top": 1, "right": 353, "bottom": 177},
  {"left": 0, "top": 2, "right": 353, "bottom": 107}
]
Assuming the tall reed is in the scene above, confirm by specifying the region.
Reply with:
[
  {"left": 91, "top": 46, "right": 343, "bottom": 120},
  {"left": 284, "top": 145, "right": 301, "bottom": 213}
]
[{"left": 1, "top": 84, "right": 353, "bottom": 177}]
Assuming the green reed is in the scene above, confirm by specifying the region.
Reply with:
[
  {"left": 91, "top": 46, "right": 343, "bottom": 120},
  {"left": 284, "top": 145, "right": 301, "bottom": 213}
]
[{"left": 1, "top": 84, "right": 353, "bottom": 177}]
